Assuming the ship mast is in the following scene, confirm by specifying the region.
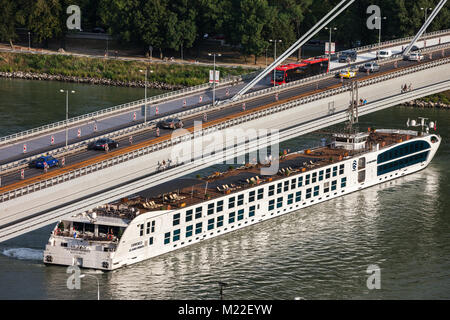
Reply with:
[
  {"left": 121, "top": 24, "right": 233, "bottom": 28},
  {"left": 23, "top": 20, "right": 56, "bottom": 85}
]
[{"left": 346, "top": 80, "right": 359, "bottom": 133}]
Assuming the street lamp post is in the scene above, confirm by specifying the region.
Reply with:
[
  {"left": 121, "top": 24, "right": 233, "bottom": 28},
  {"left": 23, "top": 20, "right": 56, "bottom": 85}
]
[
  {"left": 421, "top": 7, "right": 433, "bottom": 33},
  {"left": 28, "top": 32, "right": 31, "bottom": 51},
  {"left": 269, "top": 39, "right": 282, "bottom": 87},
  {"left": 375, "top": 16, "right": 387, "bottom": 55},
  {"left": 139, "top": 69, "right": 154, "bottom": 124},
  {"left": 79, "top": 274, "right": 100, "bottom": 300},
  {"left": 324, "top": 27, "right": 337, "bottom": 67},
  {"left": 59, "top": 89, "right": 75, "bottom": 148},
  {"left": 208, "top": 53, "right": 221, "bottom": 105}
]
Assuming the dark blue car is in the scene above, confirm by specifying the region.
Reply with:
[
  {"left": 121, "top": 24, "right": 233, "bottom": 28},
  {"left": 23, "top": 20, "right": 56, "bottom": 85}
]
[{"left": 31, "top": 156, "right": 59, "bottom": 169}]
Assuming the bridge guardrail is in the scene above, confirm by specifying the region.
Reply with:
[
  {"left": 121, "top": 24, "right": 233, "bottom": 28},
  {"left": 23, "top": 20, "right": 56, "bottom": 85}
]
[
  {"left": 1, "top": 55, "right": 449, "bottom": 203},
  {"left": 316, "top": 28, "right": 450, "bottom": 60},
  {"left": 0, "top": 70, "right": 258, "bottom": 146},
  {"left": 2, "top": 42, "right": 449, "bottom": 174}
]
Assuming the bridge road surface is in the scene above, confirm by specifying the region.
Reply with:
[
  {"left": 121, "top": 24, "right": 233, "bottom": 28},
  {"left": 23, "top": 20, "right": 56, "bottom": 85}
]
[
  {"left": 1, "top": 33, "right": 449, "bottom": 165},
  {"left": 0, "top": 45, "right": 449, "bottom": 191}
]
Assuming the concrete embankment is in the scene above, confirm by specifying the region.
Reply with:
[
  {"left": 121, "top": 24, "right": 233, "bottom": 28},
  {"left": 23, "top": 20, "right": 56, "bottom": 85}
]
[{"left": 0, "top": 71, "right": 185, "bottom": 90}]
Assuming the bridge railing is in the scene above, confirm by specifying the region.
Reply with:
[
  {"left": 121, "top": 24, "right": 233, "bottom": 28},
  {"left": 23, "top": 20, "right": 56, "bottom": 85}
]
[
  {"left": 2, "top": 29, "right": 449, "bottom": 148},
  {"left": 0, "top": 70, "right": 258, "bottom": 146},
  {"left": 1, "top": 56, "right": 449, "bottom": 203},
  {"left": 316, "top": 28, "right": 450, "bottom": 60},
  {"left": 2, "top": 42, "right": 449, "bottom": 174}
]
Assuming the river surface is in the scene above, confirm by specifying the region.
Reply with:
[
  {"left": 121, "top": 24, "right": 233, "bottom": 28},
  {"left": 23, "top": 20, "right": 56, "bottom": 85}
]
[{"left": 0, "top": 78, "right": 449, "bottom": 300}]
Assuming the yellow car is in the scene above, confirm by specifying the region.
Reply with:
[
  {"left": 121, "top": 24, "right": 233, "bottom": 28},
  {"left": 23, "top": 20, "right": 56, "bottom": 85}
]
[{"left": 338, "top": 69, "right": 356, "bottom": 79}]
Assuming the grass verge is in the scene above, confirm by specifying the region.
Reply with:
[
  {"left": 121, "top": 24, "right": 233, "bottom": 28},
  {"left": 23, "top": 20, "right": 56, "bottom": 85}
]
[{"left": 0, "top": 52, "right": 254, "bottom": 87}]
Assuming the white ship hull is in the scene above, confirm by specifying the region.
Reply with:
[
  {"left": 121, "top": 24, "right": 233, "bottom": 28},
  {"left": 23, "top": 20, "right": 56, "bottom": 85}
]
[{"left": 43, "top": 131, "right": 441, "bottom": 270}]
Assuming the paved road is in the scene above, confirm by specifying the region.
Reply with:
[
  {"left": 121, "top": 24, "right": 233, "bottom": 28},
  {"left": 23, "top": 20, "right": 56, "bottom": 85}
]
[{"left": 1, "top": 46, "right": 449, "bottom": 190}]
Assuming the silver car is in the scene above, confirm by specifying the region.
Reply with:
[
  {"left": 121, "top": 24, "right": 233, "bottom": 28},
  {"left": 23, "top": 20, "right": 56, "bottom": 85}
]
[
  {"left": 406, "top": 52, "right": 423, "bottom": 61},
  {"left": 359, "top": 62, "right": 380, "bottom": 73}
]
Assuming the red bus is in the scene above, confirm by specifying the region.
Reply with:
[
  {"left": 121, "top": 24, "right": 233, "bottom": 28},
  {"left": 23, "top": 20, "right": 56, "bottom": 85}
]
[{"left": 270, "top": 57, "right": 329, "bottom": 85}]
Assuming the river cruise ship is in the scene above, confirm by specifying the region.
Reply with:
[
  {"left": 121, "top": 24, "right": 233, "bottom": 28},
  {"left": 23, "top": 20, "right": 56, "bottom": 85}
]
[{"left": 43, "top": 126, "right": 441, "bottom": 270}]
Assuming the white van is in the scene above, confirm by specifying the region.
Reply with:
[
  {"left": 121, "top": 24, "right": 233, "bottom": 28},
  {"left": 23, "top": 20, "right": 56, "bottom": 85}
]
[{"left": 377, "top": 50, "right": 392, "bottom": 59}]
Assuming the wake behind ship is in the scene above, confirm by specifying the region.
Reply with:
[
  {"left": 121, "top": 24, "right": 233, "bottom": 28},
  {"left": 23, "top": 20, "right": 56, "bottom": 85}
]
[{"left": 43, "top": 125, "right": 441, "bottom": 270}]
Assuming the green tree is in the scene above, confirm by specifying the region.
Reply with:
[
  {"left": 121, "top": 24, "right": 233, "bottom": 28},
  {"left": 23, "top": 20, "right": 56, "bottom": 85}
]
[
  {"left": 22, "top": 0, "right": 63, "bottom": 45},
  {"left": 98, "top": 0, "right": 142, "bottom": 43},
  {"left": 167, "top": 0, "right": 197, "bottom": 56},
  {"left": 0, "top": 0, "right": 20, "bottom": 42},
  {"left": 230, "top": 0, "right": 273, "bottom": 64}
]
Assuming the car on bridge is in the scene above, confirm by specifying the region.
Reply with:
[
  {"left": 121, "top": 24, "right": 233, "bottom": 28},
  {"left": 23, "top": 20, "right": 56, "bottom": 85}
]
[
  {"left": 376, "top": 50, "right": 393, "bottom": 59},
  {"left": 337, "top": 69, "right": 357, "bottom": 79},
  {"left": 338, "top": 50, "right": 357, "bottom": 63},
  {"left": 157, "top": 118, "right": 184, "bottom": 129},
  {"left": 359, "top": 62, "right": 380, "bottom": 73},
  {"left": 30, "top": 156, "right": 59, "bottom": 169},
  {"left": 404, "top": 52, "right": 424, "bottom": 62},
  {"left": 89, "top": 138, "right": 119, "bottom": 151}
]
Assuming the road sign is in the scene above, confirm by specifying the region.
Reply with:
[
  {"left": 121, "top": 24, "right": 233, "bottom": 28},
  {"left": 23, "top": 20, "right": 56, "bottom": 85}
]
[
  {"left": 275, "top": 93, "right": 279, "bottom": 101},
  {"left": 133, "top": 112, "right": 136, "bottom": 121},
  {"left": 105, "top": 143, "right": 109, "bottom": 152},
  {"left": 77, "top": 128, "right": 81, "bottom": 137},
  {"left": 183, "top": 99, "right": 187, "bottom": 107},
  {"left": 203, "top": 113, "right": 207, "bottom": 122},
  {"left": 44, "top": 162, "right": 48, "bottom": 173},
  {"left": 325, "top": 42, "right": 336, "bottom": 54},
  {"left": 155, "top": 106, "right": 159, "bottom": 114},
  {"left": 242, "top": 103, "right": 246, "bottom": 111},
  {"left": 209, "top": 70, "right": 220, "bottom": 83},
  {"left": 226, "top": 89, "right": 229, "bottom": 96},
  {"left": 23, "top": 144, "right": 27, "bottom": 153},
  {"left": 94, "top": 123, "right": 97, "bottom": 131},
  {"left": 199, "top": 95, "right": 203, "bottom": 103},
  {"left": 20, "top": 169, "right": 24, "bottom": 179},
  {"left": 129, "top": 136, "right": 133, "bottom": 144},
  {"left": 51, "top": 135, "right": 54, "bottom": 145},
  {"left": 156, "top": 127, "right": 160, "bottom": 137},
  {"left": 62, "top": 157, "right": 65, "bottom": 167}
]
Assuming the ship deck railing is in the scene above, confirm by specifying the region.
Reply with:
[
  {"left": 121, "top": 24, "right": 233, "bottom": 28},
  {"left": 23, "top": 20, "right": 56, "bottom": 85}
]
[{"left": 55, "top": 230, "right": 119, "bottom": 244}]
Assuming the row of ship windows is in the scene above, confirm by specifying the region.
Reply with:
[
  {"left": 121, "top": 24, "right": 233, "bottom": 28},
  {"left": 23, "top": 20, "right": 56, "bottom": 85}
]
[
  {"left": 172, "top": 164, "right": 345, "bottom": 226},
  {"left": 164, "top": 206, "right": 257, "bottom": 244},
  {"left": 164, "top": 177, "right": 347, "bottom": 245},
  {"left": 377, "top": 151, "right": 429, "bottom": 176},
  {"left": 139, "top": 220, "right": 155, "bottom": 237},
  {"left": 377, "top": 141, "right": 430, "bottom": 164},
  {"left": 268, "top": 178, "right": 346, "bottom": 210}
]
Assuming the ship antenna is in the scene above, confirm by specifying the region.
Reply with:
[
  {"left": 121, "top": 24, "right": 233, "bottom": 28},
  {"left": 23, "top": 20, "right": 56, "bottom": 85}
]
[{"left": 345, "top": 80, "right": 359, "bottom": 133}]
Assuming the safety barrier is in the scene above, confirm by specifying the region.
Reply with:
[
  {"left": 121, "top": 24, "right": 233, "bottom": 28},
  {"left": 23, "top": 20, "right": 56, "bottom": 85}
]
[
  {"left": 2, "top": 43, "right": 449, "bottom": 174},
  {"left": 1, "top": 55, "right": 449, "bottom": 203},
  {"left": 2, "top": 29, "right": 449, "bottom": 147},
  {"left": 0, "top": 70, "right": 258, "bottom": 146}
]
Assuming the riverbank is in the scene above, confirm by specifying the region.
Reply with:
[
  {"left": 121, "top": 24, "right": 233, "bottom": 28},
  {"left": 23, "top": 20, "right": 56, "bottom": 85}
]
[
  {"left": 0, "top": 71, "right": 184, "bottom": 90},
  {"left": 403, "top": 100, "right": 450, "bottom": 109},
  {"left": 402, "top": 91, "right": 450, "bottom": 109},
  {"left": 0, "top": 51, "right": 253, "bottom": 89}
]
